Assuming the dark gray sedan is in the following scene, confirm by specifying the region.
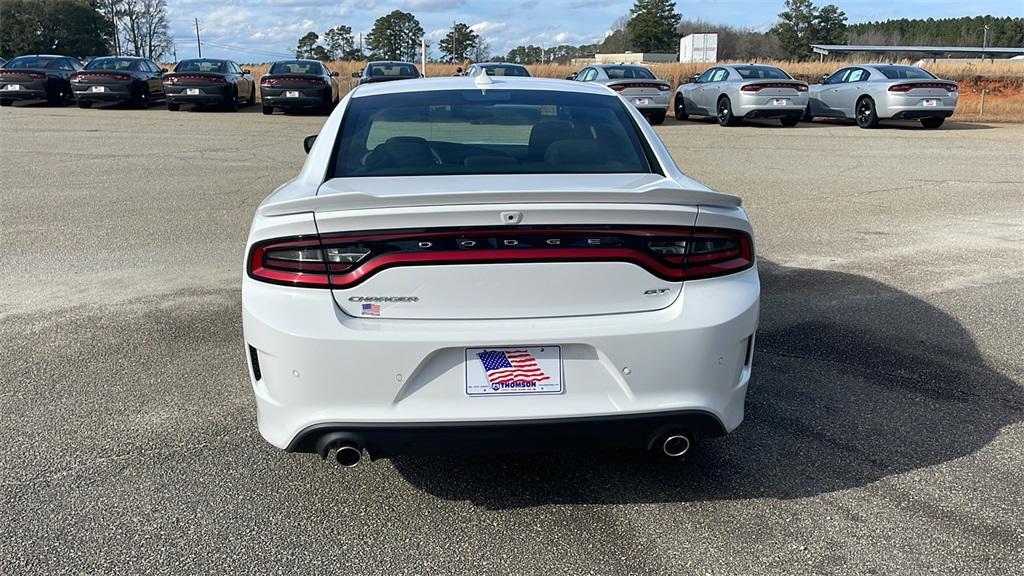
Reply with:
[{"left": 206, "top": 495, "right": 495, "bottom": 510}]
[
  {"left": 260, "top": 59, "right": 340, "bottom": 115},
  {"left": 0, "top": 55, "right": 81, "bottom": 106},
  {"left": 162, "top": 59, "right": 256, "bottom": 111},
  {"left": 353, "top": 61, "right": 421, "bottom": 85},
  {"left": 71, "top": 56, "right": 166, "bottom": 108}
]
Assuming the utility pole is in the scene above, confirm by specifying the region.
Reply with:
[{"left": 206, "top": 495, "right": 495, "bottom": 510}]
[{"left": 195, "top": 17, "right": 202, "bottom": 58}]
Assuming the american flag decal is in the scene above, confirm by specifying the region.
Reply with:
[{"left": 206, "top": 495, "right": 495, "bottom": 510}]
[
  {"left": 361, "top": 303, "right": 381, "bottom": 316},
  {"left": 477, "top": 350, "right": 551, "bottom": 384}
]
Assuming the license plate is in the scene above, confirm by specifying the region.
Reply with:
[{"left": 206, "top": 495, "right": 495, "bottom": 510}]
[
  {"left": 6, "top": 84, "right": 20, "bottom": 91},
  {"left": 465, "top": 346, "right": 563, "bottom": 396},
  {"left": 772, "top": 98, "right": 788, "bottom": 106},
  {"left": 186, "top": 88, "right": 200, "bottom": 95},
  {"left": 91, "top": 85, "right": 105, "bottom": 92},
  {"left": 923, "top": 99, "right": 938, "bottom": 107},
  {"left": 285, "top": 90, "right": 300, "bottom": 98},
  {"left": 634, "top": 97, "right": 651, "bottom": 105}
]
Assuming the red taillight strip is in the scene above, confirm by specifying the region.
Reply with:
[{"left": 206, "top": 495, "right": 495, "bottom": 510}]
[
  {"left": 888, "top": 82, "right": 957, "bottom": 93},
  {"left": 610, "top": 82, "right": 670, "bottom": 92},
  {"left": 0, "top": 72, "right": 46, "bottom": 79},
  {"left": 246, "top": 227, "right": 754, "bottom": 289},
  {"left": 741, "top": 82, "right": 808, "bottom": 92}
]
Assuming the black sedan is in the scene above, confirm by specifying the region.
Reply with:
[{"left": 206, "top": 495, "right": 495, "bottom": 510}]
[
  {"left": 162, "top": 59, "right": 256, "bottom": 111},
  {"left": 260, "top": 59, "right": 340, "bottom": 115},
  {"left": 353, "top": 61, "right": 421, "bottom": 85},
  {"left": 0, "top": 55, "right": 81, "bottom": 106},
  {"left": 71, "top": 57, "right": 166, "bottom": 108}
]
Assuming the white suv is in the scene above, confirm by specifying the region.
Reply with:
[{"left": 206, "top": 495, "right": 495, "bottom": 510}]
[{"left": 242, "top": 75, "right": 759, "bottom": 466}]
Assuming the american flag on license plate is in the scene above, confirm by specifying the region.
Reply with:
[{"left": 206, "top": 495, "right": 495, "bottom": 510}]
[
  {"left": 361, "top": 303, "right": 380, "bottom": 316},
  {"left": 477, "top": 350, "right": 550, "bottom": 384}
]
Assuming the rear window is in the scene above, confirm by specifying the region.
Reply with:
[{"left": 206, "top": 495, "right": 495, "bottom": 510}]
[
  {"left": 85, "top": 58, "right": 135, "bottom": 71},
  {"left": 5, "top": 56, "right": 62, "bottom": 69},
  {"left": 270, "top": 60, "right": 324, "bottom": 75},
  {"left": 332, "top": 89, "right": 652, "bottom": 177},
  {"left": 367, "top": 63, "right": 419, "bottom": 78},
  {"left": 603, "top": 66, "right": 656, "bottom": 80},
  {"left": 481, "top": 65, "right": 530, "bottom": 77},
  {"left": 734, "top": 66, "right": 790, "bottom": 80},
  {"left": 175, "top": 60, "right": 225, "bottom": 73},
  {"left": 875, "top": 66, "right": 935, "bottom": 80}
]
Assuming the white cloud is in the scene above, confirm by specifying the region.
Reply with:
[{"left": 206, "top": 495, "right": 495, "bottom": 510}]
[
  {"left": 405, "top": 0, "right": 466, "bottom": 11},
  {"left": 470, "top": 21, "right": 507, "bottom": 36}
]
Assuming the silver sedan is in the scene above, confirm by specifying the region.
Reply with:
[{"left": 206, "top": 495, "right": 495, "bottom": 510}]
[
  {"left": 571, "top": 64, "right": 672, "bottom": 124},
  {"left": 806, "top": 64, "right": 957, "bottom": 129},
  {"left": 674, "top": 65, "right": 808, "bottom": 127}
]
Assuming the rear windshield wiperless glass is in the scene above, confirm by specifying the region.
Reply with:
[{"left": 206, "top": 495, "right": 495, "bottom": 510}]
[
  {"left": 366, "top": 63, "right": 419, "bottom": 78},
  {"left": 875, "top": 66, "right": 936, "bottom": 80},
  {"left": 175, "top": 60, "right": 225, "bottom": 73},
  {"left": 603, "top": 66, "right": 656, "bottom": 80},
  {"left": 332, "top": 89, "right": 652, "bottom": 177},
  {"left": 270, "top": 61, "right": 324, "bottom": 75},
  {"left": 734, "top": 66, "right": 790, "bottom": 80},
  {"left": 85, "top": 58, "right": 135, "bottom": 71},
  {"left": 482, "top": 65, "right": 530, "bottom": 77},
  {"left": 5, "top": 56, "right": 62, "bottom": 69}
]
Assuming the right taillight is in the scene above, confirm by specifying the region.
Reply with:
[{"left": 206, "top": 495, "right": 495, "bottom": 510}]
[{"left": 247, "top": 227, "right": 754, "bottom": 289}]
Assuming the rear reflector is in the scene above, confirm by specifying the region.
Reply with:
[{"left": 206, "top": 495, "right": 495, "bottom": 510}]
[
  {"left": 261, "top": 76, "right": 326, "bottom": 87},
  {"left": 0, "top": 71, "right": 45, "bottom": 80},
  {"left": 741, "top": 82, "right": 808, "bottom": 92},
  {"left": 888, "top": 82, "right": 957, "bottom": 93},
  {"left": 247, "top": 226, "right": 754, "bottom": 289}
]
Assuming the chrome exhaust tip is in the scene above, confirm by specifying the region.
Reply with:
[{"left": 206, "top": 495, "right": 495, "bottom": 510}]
[
  {"left": 661, "top": 434, "right": 691, "bottom": 458},
  {"left": 334, "top": 444, "right": 362, "bottom": 467}
]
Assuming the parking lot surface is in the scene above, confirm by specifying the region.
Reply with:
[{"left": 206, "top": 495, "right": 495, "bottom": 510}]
[{"left": 1, "top": 105, "right": 1022, "bottom": 575}]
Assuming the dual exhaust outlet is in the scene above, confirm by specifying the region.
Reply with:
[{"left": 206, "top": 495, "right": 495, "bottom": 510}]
[{"left": 325, "top": 432, "right": 691, "bottom": 467}]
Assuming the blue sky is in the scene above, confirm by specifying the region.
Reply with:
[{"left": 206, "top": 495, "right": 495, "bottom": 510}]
[{"left": 165, "top": 0, "right": 1022, "bottom": 62}]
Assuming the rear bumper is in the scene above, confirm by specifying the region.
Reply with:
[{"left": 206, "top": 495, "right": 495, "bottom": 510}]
[
  {"left": 261, "top": 95, "right": 326, "bottom": 108},
  {"left": 290, "top": 410, "right": 726, "bottom": 459},
  {"left": 736, "top": 93, "right": 808, "bottom": 118},
  {"left": 165, "top": 86, "right": 228, "bottom": 106},
  {"left": 889, "top": 109, "right": 955, "bottom": 120},
  {"left": 72, "top": 86, "right": 132, "bottom": 102},
  {"left": 0, "top": 88, "right": 47, "bottom": 101},
  {"left": 880, "top": 94, "right": 957, "bottom": 119},
  {"left": 242, "top": 265, "right": 760, "bottom": 453}
]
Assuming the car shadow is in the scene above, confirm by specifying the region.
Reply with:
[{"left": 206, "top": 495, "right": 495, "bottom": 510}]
[
  {"left": 389, "top": 260, "right": 1022, "bottom": 509},
  {"left": 663, "top": 117, "right": 993, "bottom": 130}
]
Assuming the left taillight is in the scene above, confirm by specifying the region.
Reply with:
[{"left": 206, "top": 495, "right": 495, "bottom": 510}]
[{"left": 248, "top": 237, "right": 330, "bottom": 287}]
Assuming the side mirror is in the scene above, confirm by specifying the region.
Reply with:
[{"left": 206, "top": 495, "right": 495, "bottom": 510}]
[
  {"left": 330, "top": 71, "right": 339, "bottom": 77},
  {"left": 456, "top": 67, "right": 463, "bottom": 75},
  {"left": 351, "top": 71, "right": 361, "bottom": 78},
  {"left": 820, "top": 73, "right": 829, "bottom": 84},
  {"left": 303, "top": 135, "right": 317, "bottom": 154},
  {"left": 691, "top": 74, "right": 700, "bottom": 83},
  {"left": 242, "top": 69, "right": 251, "bottom": 75},
  {"left": 566, "top": 72, "right": 577, "bottom": 80}
]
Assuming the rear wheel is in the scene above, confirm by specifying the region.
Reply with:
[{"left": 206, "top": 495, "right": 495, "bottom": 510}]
[
  {"left": 801, "top": 105, "right": 813, "bottom": 122},
  {"left": 167, "top": 102, "right": 180, "bottom": 111},
  {"left": 77, "top": 100, "right": 92, "bottom": 109},
  {"left": 855, "top": 97, "right": 879, "bottom": 129},
  {"left": 262, "top": 104, "right": 273, "bottom": 115},
  {"left": 780, "top": 115, "right": 800, "bottom": 127},
  {"left": 48, "top": 83, "right": 72, "bottom": 106},
  {"left": 647, "top": 110, "right": 666, "bottom": 125},
  {"left": 0, "top": 99, "right": 11, "bottom": 107},
  {"left": 717, "top": 96, "right": 739, "bottom": 127},
  {"left": 247, "top": 83, "right": 257, "bottom": 106},
  {"left": 674, "top": 98, "right": 688, "bottom": 121},
  {"left": 920, "top": 117, "right": 945, "bottom": 129},
  {"left": 133, "top": 85, "right": 150, "bottom": 108},
  {"left": 223, "top": 88, "right": 238, "bottom": 112}
]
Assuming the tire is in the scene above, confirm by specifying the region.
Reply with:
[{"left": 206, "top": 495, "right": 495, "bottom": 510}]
[
  {"left": 717, "top": 96, "right": 740, "bottom": 127},
  {"left": 133, "top": 85, "right": 150, "bottom": 108},
  {"left": 48, "top": 83, "right": 71, "bottom": 106},
  {"left": 855, "top": 96, "right": 879, "bottom": 129},
  {"left": 920, "top": 117, "right": 945, "bottom": 129},
  {"left": 801, "top": 105, "right": 813, "bottom": 122},
  {"left": 262, "top": 104, "right": 273, "bottom": 115},
  {"left": 0, "top": 99, "right": 11, "bottom": 107},
  {"left": 780, "top": 115, "right": 800, "bottom": 127},
  {"left": 223, "top": 89, "right": 238, "bottom": 112},
  {"left": 648, "top": 110, "right": 666, "bottom": 125},
  {"left": 674, "top": 98, "right": 688, "bottom": 121},
  {"left": 167, "top": 102, "right": 180, "bottom": 111},
  {"left": 247, "top": 83, "right": 257, "bottom": 106},
  {"left": 77, "top": 100, "right": 92, "bottom": 109}
]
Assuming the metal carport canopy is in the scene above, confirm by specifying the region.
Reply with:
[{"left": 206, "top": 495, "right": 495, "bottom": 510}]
[{"left": 811, "top": 44, "right": 1024, "bottom": 56}]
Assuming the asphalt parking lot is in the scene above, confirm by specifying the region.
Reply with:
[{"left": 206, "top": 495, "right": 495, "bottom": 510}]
[{"left": 1, "top": 103, "right": 1022, "bottom": 575}]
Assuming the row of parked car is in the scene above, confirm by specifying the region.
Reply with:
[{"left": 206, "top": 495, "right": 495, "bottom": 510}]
[{"left": 0, "top": 54, "right": 958, "bottom": 128}]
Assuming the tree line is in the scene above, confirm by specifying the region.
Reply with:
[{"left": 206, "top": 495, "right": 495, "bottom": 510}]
[{"left": 0, "top": 0, "right": 172, "bottom": 60}]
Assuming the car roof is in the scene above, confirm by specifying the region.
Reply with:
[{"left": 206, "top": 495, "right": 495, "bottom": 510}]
[
  {"left": 594, "top": 63, "right": 650, "bottom": 68},
  {"left": 476, "top": 62, "right": 526, "bottom": 67},
  {"left": 366, "top": 61, "right": 416, "bottom": 66},
  {"left": 351, "top": 75, "right": 615, "bottom": 98}
]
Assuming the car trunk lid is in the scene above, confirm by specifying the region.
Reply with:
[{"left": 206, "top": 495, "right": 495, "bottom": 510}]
[
  {"left": 739, "top": 80, "right": 808, "bottom": 96},
  {"left": 260, "top": 74, "right": 326, "bottom": 90}
]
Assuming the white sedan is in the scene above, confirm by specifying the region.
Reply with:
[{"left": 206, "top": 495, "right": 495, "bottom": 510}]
[{"left": 242, "top": 75, "right": 760, "bottom": 466}]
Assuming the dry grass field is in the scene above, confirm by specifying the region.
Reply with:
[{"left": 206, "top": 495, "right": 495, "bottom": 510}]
[{"left": 244, "top": 59, "right": 1024, "bottom": 122}]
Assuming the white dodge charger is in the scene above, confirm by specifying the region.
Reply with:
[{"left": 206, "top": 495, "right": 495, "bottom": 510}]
[{"left": 242, "top": 74, "right": 760, "bottom": 466}]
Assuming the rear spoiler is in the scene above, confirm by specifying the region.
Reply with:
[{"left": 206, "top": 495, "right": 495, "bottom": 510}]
[{"left": 258, "top": 174, "right": 742, "bottom": 216}]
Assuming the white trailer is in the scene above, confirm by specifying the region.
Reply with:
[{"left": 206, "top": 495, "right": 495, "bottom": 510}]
[{"left": 679, "top": 33, "right": 718, "bottom": 63}]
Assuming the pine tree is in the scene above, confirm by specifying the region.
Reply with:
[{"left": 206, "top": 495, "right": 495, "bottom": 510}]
[{"left": 626, "top": 0, "right": 682, "bottom": 53}]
